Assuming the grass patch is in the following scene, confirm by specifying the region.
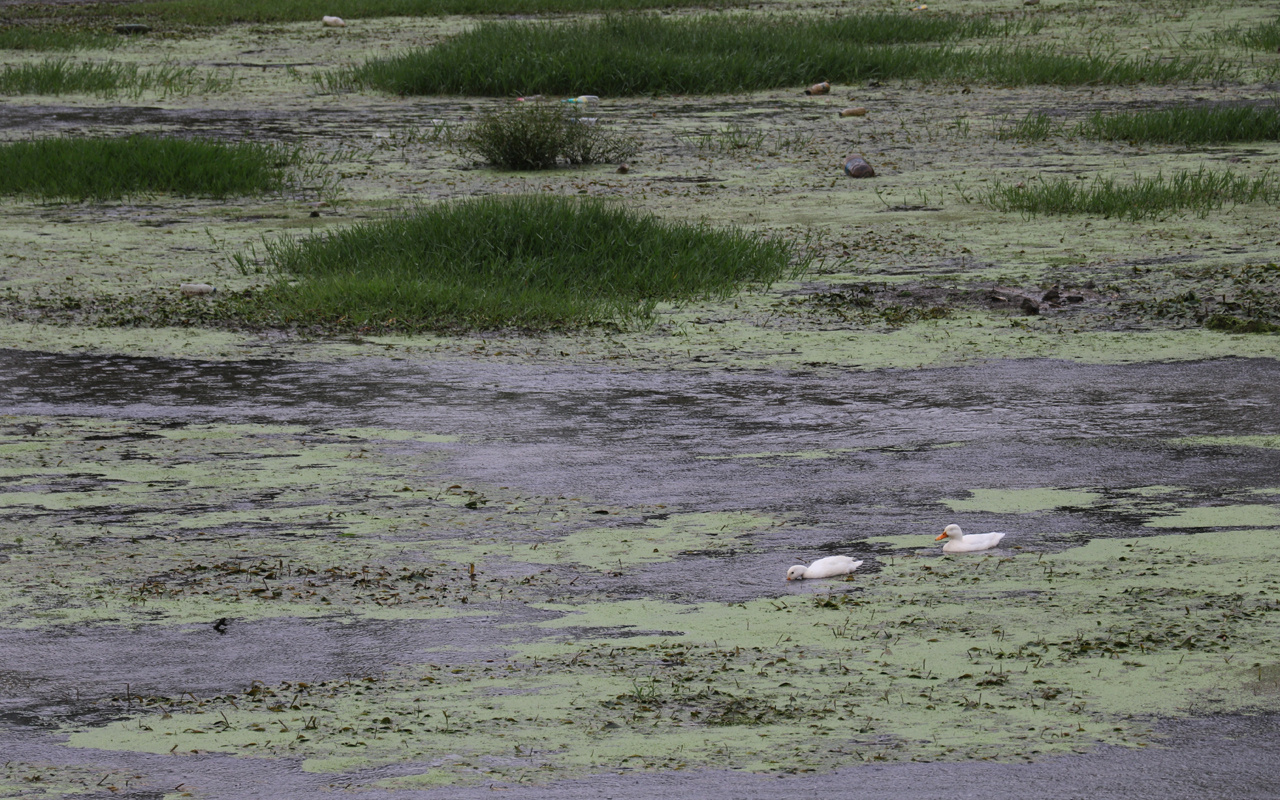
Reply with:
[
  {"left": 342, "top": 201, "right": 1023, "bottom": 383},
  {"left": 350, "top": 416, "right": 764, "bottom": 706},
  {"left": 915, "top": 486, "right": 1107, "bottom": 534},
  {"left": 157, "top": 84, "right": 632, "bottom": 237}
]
[
  {"left": 0, "top": 58, "right": 232, "bottom": 98},
  {"left": 0, "top": 136, "right": 308, "bottom": 201},
  {"left": 995, "top": 111, "right": 1063, "bottom": 142},
  {"left": 230, "top": 195, "right": 808, "bottom": 331},
  {"left": 459, "top": 103, "right": 637, "bottom": 170},
  {"left": 15, "top": 0, "right": 739, "bottom": 26},
  {"left": 0, "top": 26, "right": 115, "bottom": 51},
  {"left": 1228, "top": 17, "right": 1280, "bottom": 51},
  {"left": 1079, "top": 104, "right": 1280, "bottom": 145},
  {"left": 985, "top": 169, "right": 1278, "bottom": 222},
  {"left": 335, "top": 14, "right": 1227, "bottom": 97}
]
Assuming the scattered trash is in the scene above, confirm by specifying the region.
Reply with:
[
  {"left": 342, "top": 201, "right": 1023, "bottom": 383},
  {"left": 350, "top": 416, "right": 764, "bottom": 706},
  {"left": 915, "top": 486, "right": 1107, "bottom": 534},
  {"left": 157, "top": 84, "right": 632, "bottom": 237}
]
[
  {"left": 804, "top": 82, "right": 831, "bottom": 96},
  {"left": 913, "top": 3, "right": 928, "bottom": 9},
  {"left": 840, "top": 107, "right": 868, "bottom": 117},
  {"left": 562, "top": 95, "right": 599, "bottom": 106},
  {"left": 180, "top": 283, "right": 217, "bottom": 296},
  {"left": 843, "top": 155, "right": 876, "bottom": 178},
  {"left": 322, "top": 15, "right": 346, "bottom": 27},
  {"left": 114, "top": 24, "right": 150, "bottom": 35},
  {"left": 572, "top": 117, "right": 599, "bottom": 125},
  {"left": 516, "top": 95, "right": 544, "bottom": 102},
  {"left": 616, "top": 163, "right": 630, "bottom": 174}
]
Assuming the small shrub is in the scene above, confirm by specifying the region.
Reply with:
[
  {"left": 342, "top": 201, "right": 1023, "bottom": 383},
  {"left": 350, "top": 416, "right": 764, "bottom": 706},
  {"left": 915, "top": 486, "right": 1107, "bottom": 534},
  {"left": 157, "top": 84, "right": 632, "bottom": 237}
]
[{"left": 460, "top": 103, "right": 636, "bottom": 170}]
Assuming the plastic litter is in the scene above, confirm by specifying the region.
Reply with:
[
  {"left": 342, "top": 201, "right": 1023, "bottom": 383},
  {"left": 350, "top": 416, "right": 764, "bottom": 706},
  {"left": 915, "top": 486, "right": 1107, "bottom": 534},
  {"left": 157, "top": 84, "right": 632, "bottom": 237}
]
[
  {"left": 840, "top": 107, "right": 868, "bottom": 117},
  {"left": 843, "top": 156, "right": 875, "bottom": 179},
  {"left": 804, "top": 82, "right": 831, "bottom": 96},
  {"left": 322, "top": 15, "right": 346, "bottom": 27},
  {"left": 180, "top": 283, "right": 217, "bottom": 296},
  {"left": 562, "top": 95, "right": 600, "bottom": 106}
]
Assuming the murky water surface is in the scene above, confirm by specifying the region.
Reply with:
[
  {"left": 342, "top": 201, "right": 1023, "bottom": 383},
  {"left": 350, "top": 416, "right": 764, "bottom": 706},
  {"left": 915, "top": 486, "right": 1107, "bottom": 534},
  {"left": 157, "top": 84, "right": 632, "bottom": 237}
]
[{"left": 2, "top": 349, "right": 1278, "bottom": 797}]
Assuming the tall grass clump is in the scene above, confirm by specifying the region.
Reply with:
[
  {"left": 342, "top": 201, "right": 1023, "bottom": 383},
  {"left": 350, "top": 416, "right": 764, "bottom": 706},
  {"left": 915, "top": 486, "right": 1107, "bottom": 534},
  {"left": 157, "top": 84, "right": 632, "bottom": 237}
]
[
  {"left": 1079, "top": 104, "right": 1280, "bottom": 145},
  {"left": 0, "top": 59, "right": 138, "bottom": 96},
  {"left": 460, "top": 103, "right": 637, "bottom": 169},
  {"left": 0, "top": 26, "right": 115, "bottom": 50},
  {"left": 341, "top": 13, "right": 996, "bottom": 96},
  {"left": 0, "top": 136, "right": 303, "bottom": 200},
  {"left": 986, "top": 169, "right": 1278, "bottom": 222},
  {"left": 241, "top": 195, "right": 808, "bottom": 331},
  {"left": 1229, "top": 17, "right": 1280, "bottom": 51},
  {"left": 0, "top": 58, "right": 231, "bottom": 97},
  {"left": 340, "top": 14, "right": 1227, "bottom": 97}
]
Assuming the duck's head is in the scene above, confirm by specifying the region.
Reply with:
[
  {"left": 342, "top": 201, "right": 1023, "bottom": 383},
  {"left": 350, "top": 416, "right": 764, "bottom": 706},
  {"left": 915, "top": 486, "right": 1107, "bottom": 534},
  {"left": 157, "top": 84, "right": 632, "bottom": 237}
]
[
  {"left": 786, "top": 565, "right": 807, "bottom": 581},
  {"left": 936, "top": 523, "right": 964, "bottom": 542}
]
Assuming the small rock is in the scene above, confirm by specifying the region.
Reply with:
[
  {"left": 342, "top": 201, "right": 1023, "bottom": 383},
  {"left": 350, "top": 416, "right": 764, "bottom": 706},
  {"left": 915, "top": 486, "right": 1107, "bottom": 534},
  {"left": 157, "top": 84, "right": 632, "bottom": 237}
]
[
  {"left": 322, "top": 15, "right": 346, "bottom": 27},
  {"left": 310, "top": 210, "right": 321, "bottom": 218},
  {"left": 1020, "top": 297, "right": 1040, "bottom": 315},
  {"left": 180, "top": 283, "right": 217, "bottom": 296},
  {"left": 1042, "top": 287, "right": 1061, "bottom": 303},
  {"left": 114, "top": 24, "right": 150, "bottom": 34},
  {"left": 1066, "top": 294, "right": 1084, "bottom": 303},
  {"left": 840, "top": 107, "right": 868, "bottom": 118},
  {"left": 843, "top": 156, "right": 875, "bottom": 179},
  {"left": 805, "top": 82, "right": 831, "bottom": 96},
  {"left": 616, "top": 163, "right": 630, "bottom": 174}
]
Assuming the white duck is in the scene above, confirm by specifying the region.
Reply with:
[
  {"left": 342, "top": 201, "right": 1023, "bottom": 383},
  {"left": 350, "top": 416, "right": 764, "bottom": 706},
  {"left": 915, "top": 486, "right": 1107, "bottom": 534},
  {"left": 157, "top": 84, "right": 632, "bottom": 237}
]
[
  {"left": 935, "top": 524, "right": 1005, "bottom": 553},
  {"left": 786, "top": 556, "right": 864, "bottom": 581}
]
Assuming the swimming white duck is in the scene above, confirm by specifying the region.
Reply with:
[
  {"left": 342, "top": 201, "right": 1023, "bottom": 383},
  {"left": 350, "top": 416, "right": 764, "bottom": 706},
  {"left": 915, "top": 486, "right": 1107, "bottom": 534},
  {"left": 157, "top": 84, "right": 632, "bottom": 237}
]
[
  {"left": 935, "top": 524, "right": 1005, "bottom": 553},
  {"left": 786, "top": 556, "right": 864, "bottom": 581}
]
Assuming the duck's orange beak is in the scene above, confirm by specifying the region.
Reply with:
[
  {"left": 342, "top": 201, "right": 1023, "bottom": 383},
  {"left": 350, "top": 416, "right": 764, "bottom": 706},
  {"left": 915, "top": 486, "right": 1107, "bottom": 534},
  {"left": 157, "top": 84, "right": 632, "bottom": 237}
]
[{"left": 935, "top": 532, "right": 948, "bottom": 541}]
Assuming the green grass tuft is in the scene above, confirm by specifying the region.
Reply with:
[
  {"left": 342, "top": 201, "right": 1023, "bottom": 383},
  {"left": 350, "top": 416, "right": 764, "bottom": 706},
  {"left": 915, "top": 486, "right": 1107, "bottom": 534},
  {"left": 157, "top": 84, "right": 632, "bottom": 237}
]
[
  {"left": 459, "top": 103, "right": 638, "bottom": 170},
  {"left": 985, "top": 169, "right": 1278, "bottom": 222},
  {"left": 1230, "top": 17, "right": 1280, "bottom": 51},
  {"left": 337, "top": 14, "right": 1226, "bottom": 97},
  {"left": 0, "top": 58, "right": 232, "bottom": 97},
  {"left": 995, "top": 112, "right": 1062, "bottom": 142},
  {"left": 237, "top": 195, "right": 808, "bottom": 331},
  {"left": 0, "top": 136, "right": 305, "bottom": 201},
  {"left": 1079, "top": 104, "right": 1280, "bottom": 145}
]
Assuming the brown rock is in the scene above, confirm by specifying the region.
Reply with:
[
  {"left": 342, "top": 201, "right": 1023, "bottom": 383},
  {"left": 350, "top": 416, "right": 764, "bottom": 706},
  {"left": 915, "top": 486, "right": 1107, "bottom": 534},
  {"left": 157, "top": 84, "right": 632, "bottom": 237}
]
[{"left": 843, "top": 156, "right": 875, "bottom": 178}]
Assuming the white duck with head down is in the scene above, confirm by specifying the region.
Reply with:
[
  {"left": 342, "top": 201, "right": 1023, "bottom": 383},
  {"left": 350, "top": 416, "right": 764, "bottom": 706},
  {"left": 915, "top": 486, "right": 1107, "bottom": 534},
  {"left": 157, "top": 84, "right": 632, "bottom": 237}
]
[
  {"left": 786, "top": 556, "right": 863, "bottom": 581},
  {"left": 936, "top": 524, "right": 1005, "bottom": 553}
]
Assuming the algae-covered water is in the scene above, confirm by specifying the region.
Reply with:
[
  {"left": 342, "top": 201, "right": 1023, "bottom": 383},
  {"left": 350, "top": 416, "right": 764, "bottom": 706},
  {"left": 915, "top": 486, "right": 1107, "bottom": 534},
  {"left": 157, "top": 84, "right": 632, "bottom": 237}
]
[{"left": 2, "top": 0, "right": 1279, "bottom": 796}]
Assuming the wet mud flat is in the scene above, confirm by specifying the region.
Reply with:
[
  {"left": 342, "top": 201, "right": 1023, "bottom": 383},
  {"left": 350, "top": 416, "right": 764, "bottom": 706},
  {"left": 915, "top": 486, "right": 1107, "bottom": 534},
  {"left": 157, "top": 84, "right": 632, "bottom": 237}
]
[{"left": 2, "top": 350, "right": 1280, "bottom": 797}]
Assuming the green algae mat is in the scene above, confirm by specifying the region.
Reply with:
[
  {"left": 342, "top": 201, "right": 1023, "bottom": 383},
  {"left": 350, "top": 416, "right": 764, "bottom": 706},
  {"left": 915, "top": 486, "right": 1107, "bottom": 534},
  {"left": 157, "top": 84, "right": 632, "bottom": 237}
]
[{"left": 1, "top": 0, "right": 1280, "bottom": 796}]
